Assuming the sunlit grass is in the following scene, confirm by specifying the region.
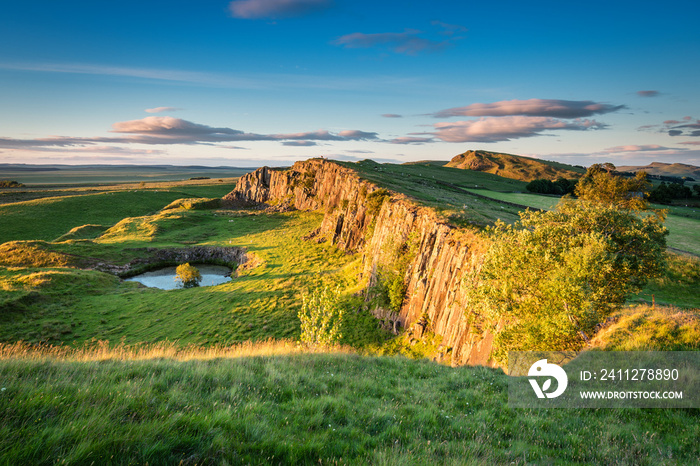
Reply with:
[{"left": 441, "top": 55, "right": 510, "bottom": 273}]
[
  {"left": 0, "top": 349, "right": 698, "bottom": 464},
  {"left": 0, "top": 338, "right": 349, "bottom": 362},
  {"left": 591, "top": 304, "right": 700, "bottom": 351}
]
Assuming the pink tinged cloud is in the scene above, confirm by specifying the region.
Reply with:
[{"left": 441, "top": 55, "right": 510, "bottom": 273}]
[
  {"left": 145, "top": 107, "right": 182, "bottom": 113},
  {"left": 603, "top": 144, "right": 673, "bottom": 153},
  {"left": 637, "top": 90, "right": 659, "bottom": 97},
  {"left": 431, "top": 116, "right": 607, "bottom": 143},
  {"left": 111, "top": 117, "right": 246, "bottom": 142},
  {"left": 337, "top": 130, "right": 378, "bottom": 140},
  {"left": 1, "top": 117, "right": 379, "bottom": 149},
  {"left": 229, "top": 0, "right": 331, "bottom": 19},
  {"left": 333, "top": 30, "right": 449, "bottom": 55},
  {"left": 433, "top": 99, "right": 625, "bottom": 119}
]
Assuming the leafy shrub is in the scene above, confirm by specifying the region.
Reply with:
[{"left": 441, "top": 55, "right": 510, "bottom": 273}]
[
  {"left": 464, "top": 196, "right": 668, "bottom": 365},
  {"left": 0, "top": 180, "right": 24, "bottom": 188},
  {"left": 366, "top": 189, "right": 390, "bottom": 215},
  {"left": 369, "top": 233, "right": 419, "bottom": 314},
  {"left": 298, "top": 286, "right": 344, "bottom": 347},
  {"left": 175, "top": 263, "right": 202, "bottom": 288}
]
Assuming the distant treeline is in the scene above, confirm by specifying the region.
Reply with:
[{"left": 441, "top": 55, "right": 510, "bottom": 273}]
[
  {"left": 620, "top": 171, "right": 694, "bottom": 184},
  {"left": 649, "top": 182, "right": 700, "bottom": 204},
  {"left": 526, "top": 171, "right": 700, "bottom": 205},
  {"left": 0, "top": 180, "right": 24, "bottom": 188},
  {"left": 525, "top": 178, "right": 577, "bottom": 195}
]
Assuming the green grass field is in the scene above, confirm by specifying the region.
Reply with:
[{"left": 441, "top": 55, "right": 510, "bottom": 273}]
[
  {"left": 462, "top": 188, "right": 700, "bottom": 256},
  {"left": 0, "top": 182, "right": 240, "bottom": 244},
  {"left": 1, "top": 348, "right": 698, "bottom": 465},
  {"left": 0, "top": 208, "right": 382, "bottom": 347},
  {"left": 0, "top": 164, "right": 253, "bottom": 185},
  {"left": 1, "top": 164, "right": 699, "bottom": 464}
]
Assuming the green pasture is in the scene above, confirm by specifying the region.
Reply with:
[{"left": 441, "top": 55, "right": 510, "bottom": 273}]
[
  {"left": 463, "top": 189, "right": 700, "bottom": 256},
  {"left": 0, "top": 183, "right": 237, "bottom": 244},
  {"left": 0, "top": 209, "right": 380, "bottom": 347},
  {"left": 0, "top": 352, "right": 697, "bottom": 465}
]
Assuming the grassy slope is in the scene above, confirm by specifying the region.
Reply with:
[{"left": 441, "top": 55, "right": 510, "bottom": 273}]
[
  {"left": 0, "top": 349, "right": 698, "bottom": 465},
  {"left": 0, "top": 208, "right": 385, "bottom": 347},
  {"left": 339, "top": 160, "right": 528, "bottom": 227},
  {"left": 0, "top": 165, "right": 253, "bottom": 185},
  {"left": 592, "top": 305, "right": 700, "bottom": 351},
  {"left": 0, "top": 183, "right": 238, "bottom": 244}
]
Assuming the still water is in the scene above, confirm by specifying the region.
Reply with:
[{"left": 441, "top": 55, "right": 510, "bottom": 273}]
[{"left": 125, "top": 264, "right": 232, "bottom": 290}]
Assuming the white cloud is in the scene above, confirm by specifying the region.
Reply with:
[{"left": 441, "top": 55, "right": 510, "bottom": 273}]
[
  {"left": 145, "top": 107, "right": 182, "bottom": 113},
  {"left": 433, "top": 99, "right": 625, "bottom": 119},
  {"left": 431, "top": 116, "right": 606, "bottom": 143}
]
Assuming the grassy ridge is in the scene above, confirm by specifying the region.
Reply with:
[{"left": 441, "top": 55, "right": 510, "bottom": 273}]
[
  {"left": 0, "top": 347, "right": 698, "bottom": 465},
  {"left": 340, "top": 160, "right": 527, "bottom": 226}
]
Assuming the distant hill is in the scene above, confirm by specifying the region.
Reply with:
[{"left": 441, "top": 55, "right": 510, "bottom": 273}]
[
  {"left": 445, "top": 150, "right": 585, "bottom": 182},
  {"left": 0, "top": 164, "right": 254, "bottom": 185},
  {"left": 616, "top": 162, "right": 700, "bottom": 181}
]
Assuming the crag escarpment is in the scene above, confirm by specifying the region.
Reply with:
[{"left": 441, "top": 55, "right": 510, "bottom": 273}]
[{"left": 222, "top": 159, "right": 495, "bottom": 366}]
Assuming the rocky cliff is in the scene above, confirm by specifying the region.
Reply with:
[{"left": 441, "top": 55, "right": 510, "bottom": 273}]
[{"left": 222, "top": 158, "right": 495, "bottom": 366}]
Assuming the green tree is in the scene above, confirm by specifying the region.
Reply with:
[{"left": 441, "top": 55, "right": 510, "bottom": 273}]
[
  {"left": 465, "top": 197, "right": 668, "bottom": 365},
  {"left": 298, "top": 286, "right": 344, "bottom": 347},
  {"left": 575, "top": 163, "right": 651, "bottom": 210},
  {"left": 175, "top": 263, "right": 202, "bottom": 288}
]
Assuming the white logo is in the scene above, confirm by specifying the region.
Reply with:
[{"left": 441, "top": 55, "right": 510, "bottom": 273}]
[{"left": 528, "top": 359, "right": 568, "bottom": 399}]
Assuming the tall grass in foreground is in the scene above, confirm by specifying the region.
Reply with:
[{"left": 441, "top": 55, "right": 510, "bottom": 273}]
[
  {"left": 0, "top": 346, "right": 698, "bottom": 465},
  {"left": 0, "top": 338, "right": 343, "bottom": 362}
]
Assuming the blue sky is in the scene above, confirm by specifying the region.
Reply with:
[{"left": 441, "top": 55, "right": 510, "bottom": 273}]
[{"left": 1, "top": 0, "right": 699, "bottom": 167}]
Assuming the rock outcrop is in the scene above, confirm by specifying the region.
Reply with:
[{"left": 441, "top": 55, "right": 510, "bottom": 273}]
[{"left": 222, "top": 158, "right": 495, "bottom": 366}]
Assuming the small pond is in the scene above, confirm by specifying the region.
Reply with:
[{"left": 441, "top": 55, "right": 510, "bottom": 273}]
[{"left": 125, "top": 264, "right": 232, "bottom": 290}]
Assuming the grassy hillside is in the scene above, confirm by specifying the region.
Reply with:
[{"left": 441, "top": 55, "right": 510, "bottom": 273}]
[
  {"left": 0, "top": 208, "right": 387, "bottom": 348},
  {"left": 0, "top": 183, "right": 238, "bottom": 244},
  {"left": 1, "top": 164, "right": 699, "bottom": 464},
  {"left": 445, "top": 150, "right": 584, "bottom": 181},
  {"left": 617, "top": 162, "right": 700, "bottom": 180},
  {"left": 0, "top": 164, "right": 253, "bottom": 185},
  {"left": 339, "top": 159, "right": 529, "bottom": 227},
  {"left": 0, "top": 344, "right": 698, "bottom": 465}
]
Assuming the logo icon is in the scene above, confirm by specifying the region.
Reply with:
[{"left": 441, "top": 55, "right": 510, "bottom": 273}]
[{"left": 528, "top": 359, "right": 568, "bottom": 399}]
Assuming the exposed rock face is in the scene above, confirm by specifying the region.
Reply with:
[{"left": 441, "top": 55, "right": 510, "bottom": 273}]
[{"left": 223, "top": 158, "right": 495, "bottom": 366}]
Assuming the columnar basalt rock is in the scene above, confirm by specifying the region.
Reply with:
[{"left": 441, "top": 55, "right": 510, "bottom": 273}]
[{"left": 222, "top": 158, "right": 496, "bottom": 366}]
